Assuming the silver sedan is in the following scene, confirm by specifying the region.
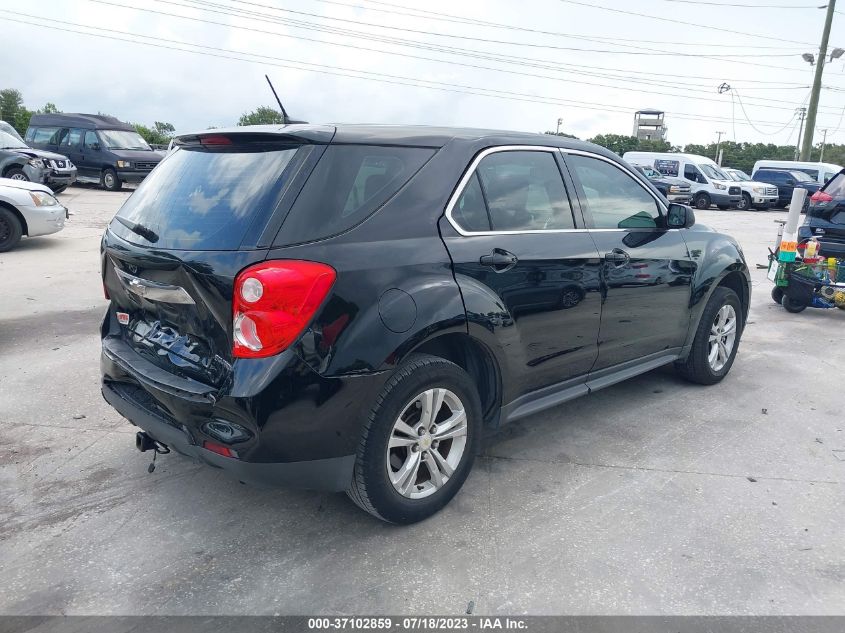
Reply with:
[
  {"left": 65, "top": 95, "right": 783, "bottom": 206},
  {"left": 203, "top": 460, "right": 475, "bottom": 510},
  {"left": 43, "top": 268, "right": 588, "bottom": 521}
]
[{"left": 0, "top": 177, "right": 67, "bottom": 252}]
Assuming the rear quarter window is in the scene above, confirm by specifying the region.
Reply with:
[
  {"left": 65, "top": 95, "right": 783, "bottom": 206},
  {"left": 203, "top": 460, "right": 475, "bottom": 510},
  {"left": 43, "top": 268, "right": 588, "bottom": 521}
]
[
  {"left": 823, "top": 173, "right": 845, "bottom": 198},
  {"left": 275, "top": 144, "right": 436, "bottom": 245}
]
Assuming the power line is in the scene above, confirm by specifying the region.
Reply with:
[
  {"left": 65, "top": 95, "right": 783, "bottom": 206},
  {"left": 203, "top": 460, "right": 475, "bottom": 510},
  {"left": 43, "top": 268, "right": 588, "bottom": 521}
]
[
  {"left": 314, "top": 0, "right": 812, "bottom": 48},
  {"left": 734, "top": 90, "right": 807, "bottom": 135},
  {"left": 138, "top": 0, "right": 800, "bottom": 58},
  {"left": 661, "top": 0, "right": 822, "bottom": 6},
  {"left": 157, "top": 0, "right": 840, "bottom": 75},
  {"left": 558, "top": 0, "right": 820, "bottom": 45},
  {"left": 0, "top": 12, "right": 821, "bottom": 130},
  {"left": 79, "top": 0, "right": 833, "bottom": 114}
]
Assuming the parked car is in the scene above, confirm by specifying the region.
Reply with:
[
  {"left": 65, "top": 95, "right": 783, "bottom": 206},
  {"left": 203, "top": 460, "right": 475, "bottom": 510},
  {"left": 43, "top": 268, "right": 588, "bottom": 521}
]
[
  {"left": 1, "top": 130, "right": 48, "bottom": 184},
  {"left": 1, "top": 121, "right": 77, "bottom": 193},
  {"left": 721, "top": 168, "right": 779, "bottom": 211},
  {"left": 0, "top": 177, "right": 67, "bottom": 251},
  {"left": 632, "top": 164, "right": 692, "bottom": 204},
  {"left": 751, "top": 168, "right": 821, "bottom": 209},
  {"left": 752, "top": 160, "right": 842, "bottom": 185},
  {"left": 100, "top": 125, "right": 750, "bottom": 524},
  {"left": 26, "top": 113, "right": 162, "bottom": 191},
  {"left": 801, "top": 168, "right": 845, "bottom": 258},
  {"left": 623, "top": 152, "right": 742, "bottom": 210}
]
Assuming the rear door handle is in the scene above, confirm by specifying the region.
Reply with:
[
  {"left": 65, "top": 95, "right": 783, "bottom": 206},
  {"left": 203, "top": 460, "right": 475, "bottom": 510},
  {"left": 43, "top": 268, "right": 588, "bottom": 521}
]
[
  {"left": 605, "top": 249, "right": 630, "bottom": 266},
  {"left": 480, "top": 248, "right": 518, "bottom": 272}
]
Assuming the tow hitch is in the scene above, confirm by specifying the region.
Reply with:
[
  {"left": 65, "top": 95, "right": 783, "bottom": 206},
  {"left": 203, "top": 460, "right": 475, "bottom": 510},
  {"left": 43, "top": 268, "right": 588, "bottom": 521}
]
[{"left": 135, "top": 431, "right": 170, "bottom": 473}]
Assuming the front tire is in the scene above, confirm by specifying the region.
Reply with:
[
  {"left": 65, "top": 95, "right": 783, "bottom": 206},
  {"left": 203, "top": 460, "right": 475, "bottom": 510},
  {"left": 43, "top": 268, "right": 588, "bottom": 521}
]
[
  {"left": 347, "top": 354, "right": 482, "bottom": 524},
  {"left": 5, "top": 167, "right": 28, "bottom": 181},
  {"left": 738, "top": 193, "right": 752, "bottom": 211},
  {"left": 771, "top": 286, "right": 784, "bottom": 305},
  {"left": 676, "top": 287, "right": 743, "bottom": 385},
  {"left": 101, "top": 168, "right": 122, "bottom": 191},
  {"left": 0, "top": 207, "right": 23, "bottom": 252},
  {"left": 694, "top": 193, "right": 711, "bottom": 210}
]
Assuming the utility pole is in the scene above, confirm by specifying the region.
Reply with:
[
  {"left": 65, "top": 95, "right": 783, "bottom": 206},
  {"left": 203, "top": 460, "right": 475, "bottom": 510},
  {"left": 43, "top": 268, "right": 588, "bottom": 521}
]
[
  {"left": 795, "top": 107, "right": 808, "bottom": 160},
  {"left": 556, "top": 118, "right": 563, "bottom": 134},
  {"left": 820, "top": 128, "right": 829, "bottom": 162},
  {"left": 714, "top": 131, "right": 725, "bottom": 164},
  {"left": 800, "top": 0, "right": 837, "bottom": 160}
]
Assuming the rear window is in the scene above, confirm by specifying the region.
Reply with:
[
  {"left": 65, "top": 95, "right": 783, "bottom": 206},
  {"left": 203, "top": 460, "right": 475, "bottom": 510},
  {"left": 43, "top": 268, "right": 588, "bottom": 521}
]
[
  {"left": 275, "top": 144, "right": 435, "bottom": 245},
  {"left": 110, "top": 144, "right": 301, "bottom": 250},
  {"left": 823, "top": 172, "right": 845, "bottom": 198}
]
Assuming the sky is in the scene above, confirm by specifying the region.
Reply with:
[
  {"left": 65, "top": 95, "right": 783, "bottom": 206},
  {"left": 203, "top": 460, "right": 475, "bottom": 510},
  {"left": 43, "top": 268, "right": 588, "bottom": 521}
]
[{"left": 2, "top": 0, "right": 845, "bottom": 148}]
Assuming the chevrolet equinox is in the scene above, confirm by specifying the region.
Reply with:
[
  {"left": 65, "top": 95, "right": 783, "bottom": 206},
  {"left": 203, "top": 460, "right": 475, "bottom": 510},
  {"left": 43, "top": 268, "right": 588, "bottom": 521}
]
[{"left": 100, "top": 125, "right": 750, "bottom": 523}]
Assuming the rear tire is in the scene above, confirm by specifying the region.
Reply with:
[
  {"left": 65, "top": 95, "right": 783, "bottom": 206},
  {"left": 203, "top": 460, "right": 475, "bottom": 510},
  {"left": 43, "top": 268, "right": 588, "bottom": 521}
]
[
  {"left": 694, "top": 193, "right": 711, "bottom": 210},
  {"left": 676, "top": 287, "right": 743, "bottom": 385},
  {"left": 347, "top": 354, "right": 482, "bottom": 524},
  {"left": 0, "top": 208, "right": 23, "bottom": 252},
  {"left": 101, "top": 168, "right": 122, "bottom": 191}
]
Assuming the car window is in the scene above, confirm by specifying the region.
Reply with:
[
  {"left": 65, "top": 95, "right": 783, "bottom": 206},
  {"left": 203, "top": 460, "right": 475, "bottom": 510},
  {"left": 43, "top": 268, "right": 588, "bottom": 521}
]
[
  {"left": 823, "top": 172, "right": 845, "bottom": 198},
  {"left": 112, "top": 145, "right": 302, "bottom": 250},
  {"left": 684, "top": 164, "right": 705, "bottom": 183},
  {"left": 474, "top": 150, "right": 575, "bottom": 231},
  {"left": 791, "top": 171, "right": 814, "bottom": 182},
  {"left": 30, "top": 127, "right": 59, "bottom": 145},
  {"left": 824, "top": 172, "right": 836, "bottom": 183},
  {"left": 277, "top": 144, "right": 435, "bottom": 245},
  {"left": 758, "top": 171, "right": 784, "bottom": 183},
  {"left": 84, "top": 131, "right": 99, "bottom": 149},
  {"left": 567, "top": 154, "right": 661, "bottom": 229},
  {"left": 62, "top": 128, "right": 83, "bottom": 148},
  {"left": 452, "top": 172, "right": 491, "bottom": 232},
  {"left": 655, "top": 159, "right": 679, "bottom": 177}
]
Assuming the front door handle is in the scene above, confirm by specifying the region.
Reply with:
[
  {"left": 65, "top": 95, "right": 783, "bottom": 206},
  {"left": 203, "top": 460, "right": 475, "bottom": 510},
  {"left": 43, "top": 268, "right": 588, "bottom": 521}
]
[
  {"left": 605, "top": 249, "right": 630, "bottom": 266},
  {"left": 480, "top": 248, "right": 518, "bottom": 272}
]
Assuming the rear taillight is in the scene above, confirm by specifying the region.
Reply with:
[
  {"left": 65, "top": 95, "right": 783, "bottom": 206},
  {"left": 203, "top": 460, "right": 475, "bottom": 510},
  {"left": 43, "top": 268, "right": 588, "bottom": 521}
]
[
  {"left": 232, "top": 260, "right": 336, "bottom": 359},
  {"left": 811, "top": 190, "right": 833, "bottom": 203}
]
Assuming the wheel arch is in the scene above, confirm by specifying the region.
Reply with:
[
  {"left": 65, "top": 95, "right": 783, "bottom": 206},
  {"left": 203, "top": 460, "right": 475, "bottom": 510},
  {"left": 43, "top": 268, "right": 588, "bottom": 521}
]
[
  {"left": 409, "top": 332, "right": 502, "bottom": 427},
  {"left": 0, "top": 200, "right": 28, "bottom": 236}
]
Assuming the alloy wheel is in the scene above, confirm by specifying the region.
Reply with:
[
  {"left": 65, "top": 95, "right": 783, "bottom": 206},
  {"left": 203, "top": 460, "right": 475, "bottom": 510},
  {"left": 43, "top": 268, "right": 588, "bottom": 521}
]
[
  {"left": 9, "top": 173, "right": 26, "bottom": 181},
  {"left": 708, "top": 304, "right": 737, "bottom": 372},
  {"left": 386, "top": 388, "right": 468, "bottom": 499},
  {"left": 104, "top": 172, "right": 116, "bottom": 188}
]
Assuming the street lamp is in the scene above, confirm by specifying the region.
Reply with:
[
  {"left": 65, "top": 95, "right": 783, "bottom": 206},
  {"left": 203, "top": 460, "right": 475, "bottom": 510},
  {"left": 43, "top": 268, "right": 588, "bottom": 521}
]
[
  {"left": 802, "top": 53, "right": 816, "bottom": 66},
  {"left": 830, "top": 47, "right": 845, "bottom": 61}
]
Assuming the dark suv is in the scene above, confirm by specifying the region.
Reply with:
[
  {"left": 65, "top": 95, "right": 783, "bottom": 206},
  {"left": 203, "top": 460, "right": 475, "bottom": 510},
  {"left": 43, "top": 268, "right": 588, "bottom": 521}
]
[
  {"left": 801, "top": 168, "right": 845, "bottom": 257},
  {"left": 752, "top": 168, "right": 820, "bottom": 208},
  {"left": 100, "top": 125, "right": 750, "bottom": 524}
]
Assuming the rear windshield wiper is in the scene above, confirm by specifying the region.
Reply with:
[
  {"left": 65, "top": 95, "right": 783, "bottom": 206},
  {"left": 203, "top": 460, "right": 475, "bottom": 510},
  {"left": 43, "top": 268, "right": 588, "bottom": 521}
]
[{"left": 113, "top": 215, "right": 159, "bottom": 243}]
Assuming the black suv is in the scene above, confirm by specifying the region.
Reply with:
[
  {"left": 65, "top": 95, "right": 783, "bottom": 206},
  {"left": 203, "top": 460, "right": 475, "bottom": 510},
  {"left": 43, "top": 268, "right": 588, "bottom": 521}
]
[
  {"left": 752, "top": 168, "right": 820, "bottom": 208},
  {"left": 801, "top": 168, "right": 845, "bottom": 257},
  {"left": 100, "top": 125, "right": 750, "bottom": 523}
]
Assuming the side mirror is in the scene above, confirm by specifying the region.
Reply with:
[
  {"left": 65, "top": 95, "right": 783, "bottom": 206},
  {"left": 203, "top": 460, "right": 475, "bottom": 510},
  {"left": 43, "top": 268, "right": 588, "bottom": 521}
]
[
  {"left": 91, "top": 142, "right": 101, "bottom": 151},
  {"left": 667, "top": 203, "right": 695, "bottom": 229},
  {"left": 786, "top": 179, "right": 795, "bottom": 186}
]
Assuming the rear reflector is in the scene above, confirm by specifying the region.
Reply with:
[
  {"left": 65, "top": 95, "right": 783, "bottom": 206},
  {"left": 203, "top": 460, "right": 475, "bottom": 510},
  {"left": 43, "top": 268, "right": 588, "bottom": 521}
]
[
  {"left": 203, "top": 440, "right": 236, "bottom": 458},
  {"left": 811, "top": 190, "right": 833, "bottom": 203},
  {"left": 233, "top": 260, "right": 336, "bottom": 358}
]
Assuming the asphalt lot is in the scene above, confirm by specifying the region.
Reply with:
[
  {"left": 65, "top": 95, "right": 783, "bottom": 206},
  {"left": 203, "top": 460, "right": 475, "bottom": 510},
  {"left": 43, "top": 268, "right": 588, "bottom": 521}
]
[{"left": 1, "top": 187, "right": 843, "bottom": 615}]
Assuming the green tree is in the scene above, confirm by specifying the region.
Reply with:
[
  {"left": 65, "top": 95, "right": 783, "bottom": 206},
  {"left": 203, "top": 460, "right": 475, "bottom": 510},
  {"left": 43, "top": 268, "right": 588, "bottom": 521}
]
[
  {"left": 0, "top": 88, "right": 32, "bottom": 135},
  {"left": 587, "top": 134, "right": 641, "bottom": 156},
  {"left": 133, "top": 121, "right": 176, "bottom": 146},
  {"left": 38, "top": 102, "right": 60, "bottom": 114},
  {"left": 543, "top": 130, "right": 579, "bottom": 139},
  {"left": 238, "top": 106, "right": 284, "bottom": 126}
]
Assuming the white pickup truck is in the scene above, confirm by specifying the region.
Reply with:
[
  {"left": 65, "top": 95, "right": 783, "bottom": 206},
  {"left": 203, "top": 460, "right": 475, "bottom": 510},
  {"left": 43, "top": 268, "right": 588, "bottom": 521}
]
[{"left": 722, "top": 168, "right": 779, "bottom": 211}]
